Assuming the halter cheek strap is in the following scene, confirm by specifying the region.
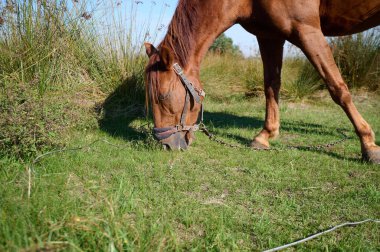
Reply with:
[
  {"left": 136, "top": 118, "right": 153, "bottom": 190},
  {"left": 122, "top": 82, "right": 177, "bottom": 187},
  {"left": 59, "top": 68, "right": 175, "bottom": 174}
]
[
  {"left": 172, "top": 63, "right": 205, "bottom": 103},
  {"left": 153, "top": 63, "right": 206, "bottom": 141}
]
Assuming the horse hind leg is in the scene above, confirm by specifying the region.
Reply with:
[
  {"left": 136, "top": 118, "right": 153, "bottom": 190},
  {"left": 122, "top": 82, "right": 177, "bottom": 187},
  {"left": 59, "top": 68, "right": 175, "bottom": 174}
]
[
  {"left": 251, "top": 38, "right": 285, "bottom": 149},
  {"left": 289, "top": 24, "right": 380, "bottom": 164}
]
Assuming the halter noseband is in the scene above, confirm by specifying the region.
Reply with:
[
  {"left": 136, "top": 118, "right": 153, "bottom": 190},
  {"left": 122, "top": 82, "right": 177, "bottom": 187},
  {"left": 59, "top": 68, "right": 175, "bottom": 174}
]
[{"left": 153, "top": 63, "right": 206, "bottom": 141}]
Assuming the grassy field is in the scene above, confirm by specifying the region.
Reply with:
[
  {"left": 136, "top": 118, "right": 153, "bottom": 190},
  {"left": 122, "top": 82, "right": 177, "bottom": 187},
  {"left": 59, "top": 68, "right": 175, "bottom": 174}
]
[
  {"left": 1, "top": 1, "right": 380, "bottom": 251},
  {"left": 1, "top": 85, "right": 379, "bottom": 251}
]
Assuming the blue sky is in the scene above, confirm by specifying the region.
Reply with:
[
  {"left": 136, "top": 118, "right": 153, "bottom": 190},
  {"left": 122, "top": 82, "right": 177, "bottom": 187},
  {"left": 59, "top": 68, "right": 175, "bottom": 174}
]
[
  {"left": 0, "top": 0, "right": 295, "bottom": 56},
  {"left": 136, "top": 0, "right": 259, "bottom": 56}
]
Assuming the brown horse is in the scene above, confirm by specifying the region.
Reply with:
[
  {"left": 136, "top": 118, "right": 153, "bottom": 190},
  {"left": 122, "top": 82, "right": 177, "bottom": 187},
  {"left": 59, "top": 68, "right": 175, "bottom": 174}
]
[{"left": 144, "top": 0, "right": 380, "bottom": 163}]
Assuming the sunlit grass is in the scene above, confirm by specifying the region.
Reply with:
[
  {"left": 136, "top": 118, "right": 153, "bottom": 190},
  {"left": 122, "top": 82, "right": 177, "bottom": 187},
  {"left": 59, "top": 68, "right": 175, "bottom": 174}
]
[
  {"left": 0, "top": 2, "right": 379, "bottom": 250},
  {"left": 1, "top": 95, "right": 379, "bottom": 251},
  {"left": 0, "top": 0, "right": 165, "bottom": 159}
]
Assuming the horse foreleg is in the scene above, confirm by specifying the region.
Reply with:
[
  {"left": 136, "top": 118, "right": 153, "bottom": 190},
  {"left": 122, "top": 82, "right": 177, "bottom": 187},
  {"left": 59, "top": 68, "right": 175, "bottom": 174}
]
[
  {"left": 251, "top": 38, "right": 285, "bottom": 149},
  {"left": 290, "top": 24, "right": 380, "bottom": 164}
]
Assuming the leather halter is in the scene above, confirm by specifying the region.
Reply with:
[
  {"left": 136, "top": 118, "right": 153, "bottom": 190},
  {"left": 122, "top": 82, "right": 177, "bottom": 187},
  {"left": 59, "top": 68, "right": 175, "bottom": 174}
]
[{"left": 153, "top": 63, "right": 206, "bottom": 141}]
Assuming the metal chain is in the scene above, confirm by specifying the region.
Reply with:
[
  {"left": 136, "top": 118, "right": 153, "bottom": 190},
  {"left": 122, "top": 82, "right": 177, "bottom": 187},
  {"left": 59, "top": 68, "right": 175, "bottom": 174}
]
[
  {"left": 285, "top": 128, "right": 350, "bottom": 151},
  {"left": 199, "top": 123, "right": 269, "bottom": 150},
  {"left": 198, "top": 123, "right": 351, "bottom": 152},
  {"left": 138, "top": 122, "right": 351, "bottom": 152}
]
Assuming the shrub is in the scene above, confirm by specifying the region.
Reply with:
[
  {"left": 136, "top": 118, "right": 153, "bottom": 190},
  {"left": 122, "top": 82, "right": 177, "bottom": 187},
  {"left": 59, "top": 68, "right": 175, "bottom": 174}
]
[
  {"left": 0, "top": 0, "right": 156, "bottom": 159},
  {"left": 201, "top": 53, "right": 259, "bottom": 101},
  {"left": 209, "top": 33, "right": 242, "bottom": 56},
  {"left": 0, "top": 85, "right": 64, "bottom": 159},
  {"left": 286, "top": 29, "right": 380, "bottom": 99},
  {"left": 284, "top": 58, "right": 323, "bottom": 100},
  {"left": 331, "top": 30, "right": 380, "bottom": 90},
  {"left": 244, "top": 58, "right": 264, "bottom": 97}
]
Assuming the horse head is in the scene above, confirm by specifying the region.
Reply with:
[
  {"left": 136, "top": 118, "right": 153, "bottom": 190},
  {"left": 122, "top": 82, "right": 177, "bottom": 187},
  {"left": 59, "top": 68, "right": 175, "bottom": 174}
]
[{"left": 144, "top": 43, "right": 205, "bottom": 150}]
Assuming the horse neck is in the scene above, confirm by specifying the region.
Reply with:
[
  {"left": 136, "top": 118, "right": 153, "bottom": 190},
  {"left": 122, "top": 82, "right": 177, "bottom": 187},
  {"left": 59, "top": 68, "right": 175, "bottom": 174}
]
[{"left": 160, "top": 1, "right": 239, "bottom": 73}]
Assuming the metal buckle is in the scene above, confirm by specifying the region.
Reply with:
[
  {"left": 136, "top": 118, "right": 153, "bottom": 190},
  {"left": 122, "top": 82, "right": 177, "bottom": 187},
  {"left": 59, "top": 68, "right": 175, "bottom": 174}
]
[
  {"left": 192, "top": 124, "right": 200, "bottom": 131},
  {"left": 175, "top": 124, "right": 200, "bottom": 132},
  {"left": 198, "top": 89, "right": 206, "bottom": 97},
  {"left": 175, "top": 125, "right": 183, "bottom": 131}
]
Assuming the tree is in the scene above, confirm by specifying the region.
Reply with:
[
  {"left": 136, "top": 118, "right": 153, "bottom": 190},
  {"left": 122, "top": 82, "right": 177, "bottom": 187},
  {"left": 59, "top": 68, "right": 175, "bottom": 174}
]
[{"left": 209, "top": 33, "right": 242, "bottom": 55}]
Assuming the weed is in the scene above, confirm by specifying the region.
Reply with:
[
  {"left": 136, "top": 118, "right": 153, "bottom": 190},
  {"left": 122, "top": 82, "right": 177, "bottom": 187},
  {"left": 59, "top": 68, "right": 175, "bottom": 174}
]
[
  {"left": 284, "top": 58, "right": 323, "bottom": 100},
  {"left": 332, "top": 30, "right": 380, "bottom": 90},
  {"left": 0, "top": 0, "right": 160, "bottom": 159}
]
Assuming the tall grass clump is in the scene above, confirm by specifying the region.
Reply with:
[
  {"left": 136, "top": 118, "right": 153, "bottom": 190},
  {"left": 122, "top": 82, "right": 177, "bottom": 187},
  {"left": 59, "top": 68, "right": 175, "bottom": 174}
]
[
  {"left": 201, "top": 53, "right": 263, "bottom": 101},
  {"left": 0, "top": 0, "right": 163, "bottom": 159},
  {"left": 0, "top": 0, "right": 84, "bottom": 159},
  {"left": 202, "top": 29, "right": 379, "bottom": 103},
  {"left": 284, "top": 57, "right": 323, "bottom": 100},
  {"left": 201, "top": 35, "right": 262, "bottom": 101},
  {"left": 332, "top": 30, "right": 380, "bottom": 91},
  {"left": 286, "top": 29, "right": 380, "bottom": 100},
  {"left": 244, "top": 57, "right": 265, "bottom": 97}
]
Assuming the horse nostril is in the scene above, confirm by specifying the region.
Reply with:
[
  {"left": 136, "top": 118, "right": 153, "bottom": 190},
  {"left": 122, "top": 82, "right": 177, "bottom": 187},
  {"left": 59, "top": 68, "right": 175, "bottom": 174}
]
[
  {"left": 185, "top": 131, "right": 195, "bottom": 145},
  {"left": 179, "top": 137, "right": 188, "bottom": 150},
  {"left": 160, "top": 132, "right": 189, "bottom": 151}
]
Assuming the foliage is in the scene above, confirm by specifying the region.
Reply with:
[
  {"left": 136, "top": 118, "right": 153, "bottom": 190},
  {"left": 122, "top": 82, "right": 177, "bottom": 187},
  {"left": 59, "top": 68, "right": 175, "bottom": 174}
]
[
  {"left": 201, "top": 54, "right": 261, "bottom": 102},
  {"left": 0, "top": 0, "right": 152, "bottom": 159},
  {"left": 332, "top": 31, "right": 380, "bottom": 90},
  {"left": 243, "top": 58, "right": 265, "bottom": 97},
  {"left": 285, "top": 58, "right": 323, "bottom": 100},
  {"left": 289, "top": 30, "right": 380, "bottom": 97},
  {"left": 0, "top": 85, "right": 61, "bottom": 159},
  {"left": 209, "top": 33, "right": 242, "bottom": 56}
]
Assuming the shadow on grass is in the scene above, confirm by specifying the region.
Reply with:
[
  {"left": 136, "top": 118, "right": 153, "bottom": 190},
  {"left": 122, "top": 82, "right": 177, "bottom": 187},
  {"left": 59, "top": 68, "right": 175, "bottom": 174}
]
[
  {"left": 98, "top": 79, "right": 361, "bottom": 162},
  {"left": 203, "top": 111, "right": 349, "bottom": 139},
  {"left": 203, "top": 111, "right": 263, "bottom": 129},
  {"left": 315, "top": 149, "right": 362, "bottom": 163},
  {"left": 97, "top": 75, "right": 147, "bottom": 141},
  {"left": 202, "top": 111, "right": 361, "bottom": 162}
]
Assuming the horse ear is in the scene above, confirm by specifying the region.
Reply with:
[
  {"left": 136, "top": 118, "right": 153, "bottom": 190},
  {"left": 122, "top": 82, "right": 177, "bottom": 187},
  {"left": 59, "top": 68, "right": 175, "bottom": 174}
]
[
  {"left": 144, "top": 42, "right": 157, "bottom": 57},
  {"left": 159, "top": 46, "right": 174, "bottom": 69}
]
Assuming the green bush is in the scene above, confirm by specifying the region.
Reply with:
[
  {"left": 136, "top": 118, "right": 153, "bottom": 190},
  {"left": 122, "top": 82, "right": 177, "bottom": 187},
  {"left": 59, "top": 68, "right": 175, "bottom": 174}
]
[
  {"left": 332, "top": 31, "right": 380, "bottom": 90},
  {"left": 209, "top": 33, "right": 242, "bottom": 56},
  {"left": 284, "top": 58, "right": 323, "bottom": 100},
  {"left": 0, "top": 0, "right": 152, "bottom": 159},
  {"left": 201, "top": 53, "right": 260, "bottom": 101},
  {"left": 288, "top": 30, "right": 380, "bottom": 99},
  {"left": 0, "top": 85, "right": 63, "bottom": 159}
]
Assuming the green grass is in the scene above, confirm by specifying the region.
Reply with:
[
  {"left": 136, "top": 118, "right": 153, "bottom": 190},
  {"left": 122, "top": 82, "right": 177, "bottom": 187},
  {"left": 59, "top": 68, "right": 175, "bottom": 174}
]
[
  {"left": 0, "top": 0, "right": 153, "bottom": 159},
  {"left": 1, "top": 1, "right": 380, "bottom": 251},
  {"left": 332, "top": 31, "right": 380, "bottom": 90},
  {"left": 1, "top": 91, "right": 379, "bottom": 251}
]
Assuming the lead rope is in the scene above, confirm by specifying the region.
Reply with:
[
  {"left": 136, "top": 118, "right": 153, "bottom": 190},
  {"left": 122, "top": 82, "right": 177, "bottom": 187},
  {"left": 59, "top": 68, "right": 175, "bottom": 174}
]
[{"left": 263, "top": 219, "right": 380, "bottom": 252}]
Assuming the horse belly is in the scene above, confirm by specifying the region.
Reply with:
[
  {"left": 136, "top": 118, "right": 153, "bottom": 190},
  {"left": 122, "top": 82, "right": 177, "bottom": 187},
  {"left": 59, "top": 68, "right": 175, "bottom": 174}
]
[{"left": 320, "top": 0, "right": 380, "bottom": 36}]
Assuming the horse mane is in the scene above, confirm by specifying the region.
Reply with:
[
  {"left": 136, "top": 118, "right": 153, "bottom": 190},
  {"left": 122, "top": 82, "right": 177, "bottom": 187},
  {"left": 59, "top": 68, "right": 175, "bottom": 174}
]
[
  {"left": 146, "top": 1, "right": 200, "bottom": 114},
  {"left": 160, "top": 0, "right": 201, "bottom": 67}
]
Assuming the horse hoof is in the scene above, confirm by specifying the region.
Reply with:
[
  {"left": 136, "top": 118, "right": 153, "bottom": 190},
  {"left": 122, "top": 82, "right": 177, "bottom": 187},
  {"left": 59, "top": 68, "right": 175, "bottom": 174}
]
[
  {"left": 362, "top": 148, "right": 380, "bottom": 164},
  {"left": 250, "top": 140, "right": 270, "bottom": 150}
]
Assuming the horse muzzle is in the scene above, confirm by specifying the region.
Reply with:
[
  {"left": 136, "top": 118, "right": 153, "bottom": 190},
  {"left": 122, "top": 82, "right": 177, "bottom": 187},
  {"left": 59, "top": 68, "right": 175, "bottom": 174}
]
[{"left": 153, "top": 127, "right": 195, "bottom": 150}]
